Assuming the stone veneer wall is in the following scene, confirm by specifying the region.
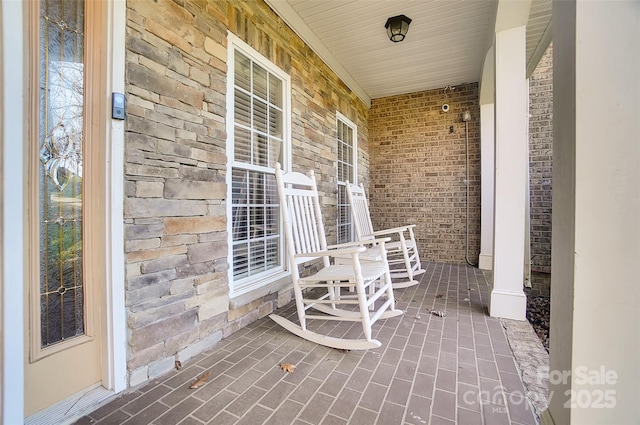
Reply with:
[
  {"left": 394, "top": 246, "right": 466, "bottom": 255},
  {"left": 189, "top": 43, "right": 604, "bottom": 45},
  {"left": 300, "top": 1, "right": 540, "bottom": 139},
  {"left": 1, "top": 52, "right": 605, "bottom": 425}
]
[
  {"left": 368, "top": 84, "right": 481, "bottom": 264},
  {"left": 123, "top": 0, "right": 369, "bottom": 386},
  {"left": 529, "top": 43, "right": 553, "bottom": 276}
]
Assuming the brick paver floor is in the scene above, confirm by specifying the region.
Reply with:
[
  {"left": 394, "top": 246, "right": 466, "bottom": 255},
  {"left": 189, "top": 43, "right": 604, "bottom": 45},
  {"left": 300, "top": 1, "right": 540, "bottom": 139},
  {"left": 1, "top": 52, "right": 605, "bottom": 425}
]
[{"left": 77, "top": 262, "right": 542, "bottom": 425}]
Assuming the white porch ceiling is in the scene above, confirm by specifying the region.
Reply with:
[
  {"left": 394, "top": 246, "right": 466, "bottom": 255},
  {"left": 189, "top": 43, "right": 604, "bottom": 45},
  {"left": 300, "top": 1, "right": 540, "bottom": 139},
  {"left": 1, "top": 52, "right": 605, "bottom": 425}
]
[{"left": 265, "top": 0, "right": 552, "bottom": 104}]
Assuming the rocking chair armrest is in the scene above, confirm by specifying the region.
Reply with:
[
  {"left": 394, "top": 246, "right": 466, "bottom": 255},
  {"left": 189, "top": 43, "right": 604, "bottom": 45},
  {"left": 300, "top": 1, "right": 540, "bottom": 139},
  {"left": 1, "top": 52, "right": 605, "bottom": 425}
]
[
  {"left": 326, "top": 237, "right": 391, "bottom": 250},
  {"left": 371, "top": 225, "right": 413, "bottom": 236},
  {"left": 293, "top": 245, "right": 366, "bottom": 259}
]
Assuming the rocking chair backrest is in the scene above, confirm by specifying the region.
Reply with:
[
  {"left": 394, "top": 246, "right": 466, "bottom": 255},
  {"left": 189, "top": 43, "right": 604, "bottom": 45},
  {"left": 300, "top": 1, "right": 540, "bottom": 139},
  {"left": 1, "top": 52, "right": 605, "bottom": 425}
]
[
  {"left": 274, "top": 163, "right": 329, "bottom": 268},
  {"left": 346, "top": 182, "right": 376, "bottom": 241}
]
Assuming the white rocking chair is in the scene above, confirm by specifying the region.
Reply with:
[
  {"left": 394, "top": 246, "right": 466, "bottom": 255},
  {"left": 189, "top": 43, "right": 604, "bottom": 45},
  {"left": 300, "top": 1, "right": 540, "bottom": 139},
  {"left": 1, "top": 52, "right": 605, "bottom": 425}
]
[
  {"left": 270, "top": 164, "right": 402, "bottom": 350},
  {"left": 346, "top": 182, "right": 425, "bottom": 289}
]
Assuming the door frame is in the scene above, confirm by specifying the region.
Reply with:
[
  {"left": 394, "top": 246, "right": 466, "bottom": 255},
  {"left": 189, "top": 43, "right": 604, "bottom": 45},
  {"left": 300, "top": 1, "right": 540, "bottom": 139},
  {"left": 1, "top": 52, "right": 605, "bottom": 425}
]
[{"left": 0, "top": 0, "right": 127, "bottom": 421}]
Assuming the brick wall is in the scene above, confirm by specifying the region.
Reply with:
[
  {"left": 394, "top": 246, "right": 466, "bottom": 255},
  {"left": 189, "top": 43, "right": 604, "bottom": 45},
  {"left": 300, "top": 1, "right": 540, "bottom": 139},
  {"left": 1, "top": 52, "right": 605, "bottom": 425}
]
[
  {"left": 368, "top": 84, "right": 481, "bottom": 264},
  {"left": 123, "top": 0, "right": 368, "bottom": 386},
  {"left": 529, "top": 43, "right": 553, "bottom": 276}
]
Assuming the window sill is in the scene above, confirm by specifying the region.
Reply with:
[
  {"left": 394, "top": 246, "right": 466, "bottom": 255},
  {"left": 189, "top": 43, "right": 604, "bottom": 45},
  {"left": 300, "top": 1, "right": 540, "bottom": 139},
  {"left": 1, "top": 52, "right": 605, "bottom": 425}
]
[{"left": 229, "top": 273, "right": 292, "bottom": 310}]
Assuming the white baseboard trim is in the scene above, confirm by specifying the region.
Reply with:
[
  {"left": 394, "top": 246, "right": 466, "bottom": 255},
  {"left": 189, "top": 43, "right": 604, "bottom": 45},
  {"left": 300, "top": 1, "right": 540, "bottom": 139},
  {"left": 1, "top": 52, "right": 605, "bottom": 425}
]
[
  {"left": 25, "top": 385, "right": 115, "bottom": 425},
  {"left": 478, "top": 253, "right": 493, "bottom": 270},
  {"left": 489, "top": 289, "right": 526, "bottom": 320}
]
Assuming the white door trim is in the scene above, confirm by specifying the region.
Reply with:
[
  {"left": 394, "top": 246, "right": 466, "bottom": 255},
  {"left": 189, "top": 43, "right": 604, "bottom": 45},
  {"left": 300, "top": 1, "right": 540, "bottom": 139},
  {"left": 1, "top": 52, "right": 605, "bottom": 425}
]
[
  {"left": 103, "top": 0, "right": 127, "bottom": 395},
  {"left": 2, "top": 0, "right": 26, "bottom": 422}
]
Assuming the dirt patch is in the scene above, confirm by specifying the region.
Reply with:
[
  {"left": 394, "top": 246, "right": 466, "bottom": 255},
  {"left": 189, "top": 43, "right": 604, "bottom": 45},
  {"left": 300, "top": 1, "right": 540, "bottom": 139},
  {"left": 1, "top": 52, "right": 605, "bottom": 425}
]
[{"left": 526, "top": 295, "right": 550, "bottom": 351}]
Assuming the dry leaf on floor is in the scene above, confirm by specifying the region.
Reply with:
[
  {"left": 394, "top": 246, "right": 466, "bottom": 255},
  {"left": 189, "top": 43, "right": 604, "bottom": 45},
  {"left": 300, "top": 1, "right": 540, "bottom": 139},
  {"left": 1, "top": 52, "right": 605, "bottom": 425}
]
[
  {"left": 175, "top": 360, "right": 182, "bottom": 370},
  {"left": 430, "top": 310, "right": 446, "bottom": 317},
  {"left": 435, "top": 294, "right": 443, "bottom": 299},
  {"left": 189, "top": 370, "right": 212, "bottom": 389},
  {"left": 280, "top": 363, "right": 296, "bottom": 373}
]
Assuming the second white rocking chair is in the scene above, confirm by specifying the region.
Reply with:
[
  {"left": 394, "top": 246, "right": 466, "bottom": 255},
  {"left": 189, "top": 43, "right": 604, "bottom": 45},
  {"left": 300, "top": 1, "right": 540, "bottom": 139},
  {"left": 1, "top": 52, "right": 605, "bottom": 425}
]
[
  {"left": 270, "top": 164, "right": 402, "bottom": 350},
  {"left": 346, "top": 182, "right": 425, "bottom": 289}
]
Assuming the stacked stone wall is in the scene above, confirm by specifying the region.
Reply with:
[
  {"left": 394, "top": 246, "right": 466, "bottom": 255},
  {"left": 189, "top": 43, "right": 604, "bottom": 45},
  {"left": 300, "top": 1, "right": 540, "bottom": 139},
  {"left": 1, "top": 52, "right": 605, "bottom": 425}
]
[{"left": 123, "top": 0, "right": 368, "bottom": 386}]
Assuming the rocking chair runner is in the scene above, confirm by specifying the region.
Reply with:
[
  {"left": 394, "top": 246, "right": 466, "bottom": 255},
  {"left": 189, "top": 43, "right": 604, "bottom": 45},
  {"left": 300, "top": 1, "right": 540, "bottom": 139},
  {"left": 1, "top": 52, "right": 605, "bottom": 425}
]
[
  {"left": 270, "top": 163, "right": 402, "bottom": 350},
  {"left": 346, "top": 182, "right": 425, "bottom": 289}
]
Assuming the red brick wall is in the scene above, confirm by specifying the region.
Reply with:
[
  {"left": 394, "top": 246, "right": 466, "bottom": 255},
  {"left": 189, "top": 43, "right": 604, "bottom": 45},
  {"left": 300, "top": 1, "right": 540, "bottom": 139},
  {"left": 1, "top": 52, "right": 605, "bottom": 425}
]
[
  {"left": 529, "top": 44, "right": 553, "bottom": 275},
  {"left": 368, "top": 84, "right": 481, "bottom": 264}
]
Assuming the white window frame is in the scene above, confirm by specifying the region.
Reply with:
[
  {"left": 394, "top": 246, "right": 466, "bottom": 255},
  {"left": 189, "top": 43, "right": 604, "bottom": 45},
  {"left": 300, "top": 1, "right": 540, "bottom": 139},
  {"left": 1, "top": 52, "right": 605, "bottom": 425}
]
[
  {"left": 336, "top": 112, "right": 358, "bottom": 244},
  {"left": 226, "top": 33, "right": 291, "bottom": 298}
]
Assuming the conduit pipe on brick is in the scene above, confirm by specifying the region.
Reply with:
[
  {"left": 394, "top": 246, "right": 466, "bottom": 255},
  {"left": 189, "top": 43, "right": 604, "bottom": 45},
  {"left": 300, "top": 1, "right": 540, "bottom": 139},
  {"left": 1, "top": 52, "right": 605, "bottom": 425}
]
[{"left": 462, "top": 111, "right": 477, "bottom": 266}]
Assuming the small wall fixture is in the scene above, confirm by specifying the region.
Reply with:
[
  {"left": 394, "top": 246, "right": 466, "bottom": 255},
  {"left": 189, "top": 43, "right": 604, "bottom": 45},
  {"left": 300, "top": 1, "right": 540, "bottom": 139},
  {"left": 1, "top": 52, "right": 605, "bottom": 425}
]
[{"left": 385, "top": 15, "right": 412, "bottom": 42}]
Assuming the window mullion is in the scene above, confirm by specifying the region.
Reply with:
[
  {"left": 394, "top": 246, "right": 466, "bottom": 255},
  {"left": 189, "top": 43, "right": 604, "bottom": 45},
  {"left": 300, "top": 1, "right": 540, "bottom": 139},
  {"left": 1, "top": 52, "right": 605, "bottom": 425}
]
[{"left": 228, "top": 41, "right": 288, "bottom": 296}]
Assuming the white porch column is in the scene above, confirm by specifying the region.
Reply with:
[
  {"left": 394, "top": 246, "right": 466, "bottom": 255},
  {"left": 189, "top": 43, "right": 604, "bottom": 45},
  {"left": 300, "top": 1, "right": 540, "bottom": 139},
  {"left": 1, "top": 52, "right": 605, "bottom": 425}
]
[
  {"left": 479, "top": 43, "right": 495, "bottom": 271},
  {"left": 478, "top": 102, "right": 495, "bottom": 270},
  {"left": 489, "top": 25, "right": 527, "bottom": 320},
  {"left": 543, "top": 1, "right": 640, "bottom": 424}
]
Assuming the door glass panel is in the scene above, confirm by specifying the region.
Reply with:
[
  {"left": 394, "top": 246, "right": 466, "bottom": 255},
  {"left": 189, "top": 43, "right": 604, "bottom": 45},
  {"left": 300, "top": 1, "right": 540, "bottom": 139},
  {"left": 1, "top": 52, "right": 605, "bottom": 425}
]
[{"left": 38, "top": 0, "right": 86, "bottom": 348}]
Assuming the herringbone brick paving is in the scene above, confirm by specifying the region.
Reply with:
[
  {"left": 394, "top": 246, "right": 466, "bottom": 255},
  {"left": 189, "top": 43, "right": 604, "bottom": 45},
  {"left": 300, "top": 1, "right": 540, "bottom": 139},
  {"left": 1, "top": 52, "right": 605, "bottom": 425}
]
[{"left": 77, "top": 262, "right": 538, "bottom": 425}]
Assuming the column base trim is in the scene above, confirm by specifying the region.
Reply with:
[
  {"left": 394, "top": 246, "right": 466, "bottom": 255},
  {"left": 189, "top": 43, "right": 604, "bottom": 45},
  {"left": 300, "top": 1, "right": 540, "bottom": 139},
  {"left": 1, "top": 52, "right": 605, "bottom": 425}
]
[
  {"left": 540, "top": 408, "right": 556, "bottom": 425},
  {"left": 478, "top": 253, "right": 493, "bottom": 270},
  {"left": 489, "top": 289, "right": 526, "bottom": 320}
]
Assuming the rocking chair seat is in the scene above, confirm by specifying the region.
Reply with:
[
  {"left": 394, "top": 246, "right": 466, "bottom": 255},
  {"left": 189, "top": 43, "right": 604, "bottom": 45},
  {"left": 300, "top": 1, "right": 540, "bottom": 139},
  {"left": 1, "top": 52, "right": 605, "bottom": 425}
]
[
  {"left": 300, "top": 261, "right": 388, "bottom": 285},
  {"left": 270, "top": 163, "right": 401, "bottom": 350},
  {"left": 346, "top": 182, "right": 426, "bottom": 288}
]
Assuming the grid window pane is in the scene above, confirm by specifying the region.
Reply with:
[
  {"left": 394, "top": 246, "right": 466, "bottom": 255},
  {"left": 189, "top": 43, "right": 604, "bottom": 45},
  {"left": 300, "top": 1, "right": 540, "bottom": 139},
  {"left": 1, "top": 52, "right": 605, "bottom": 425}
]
[
  {"left": 253, "top": 133, "right": 268, "bottom": 167},
  {"left": 266, "top": 239, "right": 280, "bottom": 268},
  {"left": 233, "top": 243, "right": 249, "bottom": 280},
  {"left": 253, "top": 98, "right": 268, "bottom": 133},
  {"left": 232, "top": 50, "right": 285, "bottom": 285},
  {"left": 235, "top": 89, "right": 251, "bottom": 127},
  {"left": 253, "top": 64, "right": 268, "bottom": 100},
  {"left": 336, "top": 117, "right": 356, "bottom": 244},
  {"left": 234, "top": 127, "right": 251, "bottom": 163},
  {"left": 269, "top": 106, "right": 282, "bottom": 138},
  {"left": 269, "top": 76, "right": 282, "bottom": 107},
  {"left": 235, "top": 53, "right": 250, "bottom": 91},
  {"left": 268, "top": 137, "right": 283, "bottom": 168},
  {"left": 337, "top": 184, "right": 351, "bottom": 245}
]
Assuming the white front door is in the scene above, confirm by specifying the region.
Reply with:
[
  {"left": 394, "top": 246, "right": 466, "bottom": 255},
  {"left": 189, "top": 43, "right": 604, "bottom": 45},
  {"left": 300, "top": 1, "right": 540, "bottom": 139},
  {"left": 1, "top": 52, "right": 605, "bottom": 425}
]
[{"left": 24, "top": 0, "right": 107, "bottom": 416}]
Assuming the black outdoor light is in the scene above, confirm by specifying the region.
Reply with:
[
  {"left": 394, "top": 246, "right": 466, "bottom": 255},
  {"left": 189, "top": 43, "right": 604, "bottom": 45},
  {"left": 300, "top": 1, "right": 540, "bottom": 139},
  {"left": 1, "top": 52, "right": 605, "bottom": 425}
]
[{"left": 385, "top": 14, "right": 412, "bottom": 42}]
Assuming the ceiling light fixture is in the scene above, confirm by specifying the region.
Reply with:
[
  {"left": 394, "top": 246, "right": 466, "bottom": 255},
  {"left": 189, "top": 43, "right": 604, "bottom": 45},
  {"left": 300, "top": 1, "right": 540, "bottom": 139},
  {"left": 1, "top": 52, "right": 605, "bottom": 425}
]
[{"left": 385, "top": 15, "right": 412, "bottom": 42}]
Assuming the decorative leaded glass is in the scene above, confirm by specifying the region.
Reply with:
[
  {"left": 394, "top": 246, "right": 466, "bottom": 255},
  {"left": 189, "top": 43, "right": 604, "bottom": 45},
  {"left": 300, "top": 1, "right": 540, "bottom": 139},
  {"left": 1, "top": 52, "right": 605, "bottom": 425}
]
[{"left": 39, "top": 0, "right": 85, "bottom": 347}]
